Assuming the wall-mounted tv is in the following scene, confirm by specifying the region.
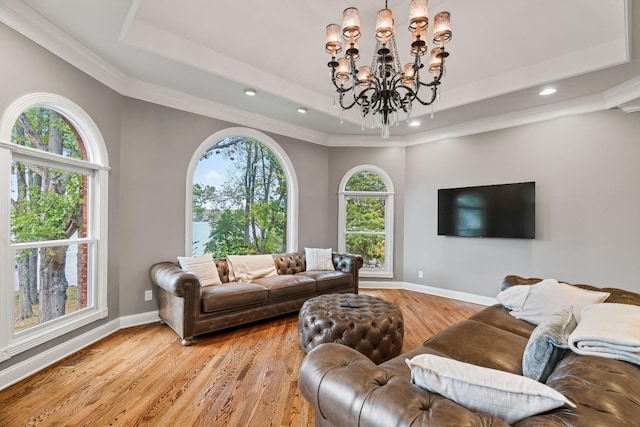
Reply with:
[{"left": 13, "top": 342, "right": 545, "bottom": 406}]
[{"left": 438, "top": 182, "right": 535, "bottom": 239}]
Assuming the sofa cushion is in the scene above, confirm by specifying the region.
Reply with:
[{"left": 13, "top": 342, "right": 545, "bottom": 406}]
[
  {"left": 201, "top": 283, "right": 268, "bottom": 312},
  {"left": 298, "top": 271, "right": 353, "bottom": 292},
  {"left": 177, "top": 254, "right": 222, "bottom": 287},
  {"left": 406, "top": 354, "right": 575, "bottom": 425},
  {"left": 423, "top": 319, "right": 529, "bottom": 375},
  {"left": 252, "top": 274, "right": 316, "bottom": 300},
  {"left": 522, "top": 307, "right": 576, "bottom": 382}
]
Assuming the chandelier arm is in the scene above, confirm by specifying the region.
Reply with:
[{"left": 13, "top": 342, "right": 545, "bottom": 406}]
[{"left": 338, "top": 86, "right": 378, "bottom": 111}]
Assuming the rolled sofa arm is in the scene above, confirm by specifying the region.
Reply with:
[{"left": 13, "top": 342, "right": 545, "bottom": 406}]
[
  {"left": 148, "top": 261, "right": 200, "bottom": 298},
  {"left": 299, "top": 343, "right": 508, "bottom": 427},
  {"left": 332, "top": 252, "right": 364, "bottom": 274}
]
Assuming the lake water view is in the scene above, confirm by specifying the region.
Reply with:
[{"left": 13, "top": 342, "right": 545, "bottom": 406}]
[{"left": 192, "top": 221, "right": 212, "bottom": 256}]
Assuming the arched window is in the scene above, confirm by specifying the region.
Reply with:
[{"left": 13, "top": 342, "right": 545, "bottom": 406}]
[
  {"left": 338, "top": 165, "right": 394, "bottom": 278},
  {"left": 186, "top": 128, "right": 298, "bottom": 256},
  {"left": 0, "top": 93, "right": 109, "bottom": 361}
]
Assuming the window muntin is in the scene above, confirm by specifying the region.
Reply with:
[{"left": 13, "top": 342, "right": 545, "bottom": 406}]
[{"left": 339, "top": 166, "right": 394, "bottom": 278}]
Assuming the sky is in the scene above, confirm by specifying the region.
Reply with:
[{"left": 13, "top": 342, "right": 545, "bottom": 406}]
[{"left": 193, "top": 154, "right": 228, "bottom": 188}]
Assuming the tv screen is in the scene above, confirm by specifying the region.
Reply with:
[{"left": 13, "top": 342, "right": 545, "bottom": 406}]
[{"left": 438, "top": 182, "right": 535, "bottom": 239}]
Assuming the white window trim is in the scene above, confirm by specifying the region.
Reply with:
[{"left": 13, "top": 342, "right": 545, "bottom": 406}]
[
  {"left": 338, "top": 165, "right": 394, "bottom": 278},
  {"left": 0, "top": 93, "right": 109, "bottom": 362},
  {"left": 185, "top": 127, "right": 298, "bottom": 256}
]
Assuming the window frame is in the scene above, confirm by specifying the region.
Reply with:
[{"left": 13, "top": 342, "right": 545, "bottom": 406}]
[
  {"left": 338, "top": 165, "right": 394, "bottom": 278},
  {"left": 0, "top": 93, "right": 109, "bottom": 362},
  {"left": 185, "top": 127, "right": 298, "bottom": 256}
]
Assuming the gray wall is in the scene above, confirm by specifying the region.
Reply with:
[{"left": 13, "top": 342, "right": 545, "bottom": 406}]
[
  {"left": 328, "top": 147, "right": 406, "bottom": 281},
  {"left": 118, "top": 98, "right": 332, "bottom": 316},
  {"left": 403, "top": 109, "right": 640, "bottom": 297},
  {"left": 0, "top": 23, "right": 122, "bottom": 369}
]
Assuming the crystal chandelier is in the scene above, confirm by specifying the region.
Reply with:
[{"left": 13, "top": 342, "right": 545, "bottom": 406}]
[{"left": 325, "top": 0, "right": 452, "bottom": 138}]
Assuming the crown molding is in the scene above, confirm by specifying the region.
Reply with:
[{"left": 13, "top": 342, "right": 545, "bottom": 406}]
[
  {"left": 0, "top": 0, "right": 126, "bottom": 92},
  {"left": 124, "top": 78, "right": 329, "bottom": 145},
  {"left": 1, "top": 0, "right": 638, "bottom": 149}
]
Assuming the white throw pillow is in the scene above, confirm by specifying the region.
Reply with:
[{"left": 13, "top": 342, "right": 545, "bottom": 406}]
[
  {"left": 406, "top": 354, "right": 575, "bottom": 424},
  {"left": 305, "top": 248, "right": 335, "bottom": 271},
  {"left": 177, "top": 253, "right": 222, "bottom": 287},
  {"left": 505, "top": 279, "right": 609, "bottom": 324},
  {"left": 226, "top": 255, "right": 277, "bottom": 282},
  {"left": 496, "top": 284, "right": 531, "bottom": 311}
]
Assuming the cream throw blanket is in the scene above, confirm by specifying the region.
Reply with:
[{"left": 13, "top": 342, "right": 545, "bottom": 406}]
[
  {"left": 568, "top": 303, "right": 640, "bottom": 365},
  {"left": 226, "top": 255, "right": 277, "bottom": 283}
]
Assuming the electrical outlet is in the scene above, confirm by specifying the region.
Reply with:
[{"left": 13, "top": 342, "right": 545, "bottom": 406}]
[
  {"left": 144, "top": 290, "right": 153, "bottom": 301},
  {"left": 418, "top": 270, "right": 424, "bottom": 279}
]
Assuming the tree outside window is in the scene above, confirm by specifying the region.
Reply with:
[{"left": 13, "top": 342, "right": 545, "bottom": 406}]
[
  {"left": 10, "top": 107, "right": 89, "bottom": 332},
  {"left": 339, "top": 167, "right": 394, "bottom": 278},
  {"left": 192, "top": 136, "right": 287, "bottom": 257}
]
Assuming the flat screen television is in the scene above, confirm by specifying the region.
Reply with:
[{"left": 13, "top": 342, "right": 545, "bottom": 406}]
[{"left": 438, "top": 182, "right": 535, "bottom": 239}]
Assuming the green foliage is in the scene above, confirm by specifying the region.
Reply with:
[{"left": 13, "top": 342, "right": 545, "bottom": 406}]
[
  {"left": 205, "top": 210, "right": 249, "bottom": 256},
  {"left": 192, "top": 183, "right": 216, "bottom": 221},
  {"left": 346, "top": 197, "right": 385, "bottom": 232},
  {"left": 11, "top": 171, "right": 83, "bottom": 243},
  {"left": 344, "top": 171, "right": 388, "bottom": 269},
  {"left": 196, "top": 137, "right": 287, "bottom": 257},
  {"left": 346, "top": 234, "right": 385, "bottom": 269},
  {"left": 345, "top": 170, "right": 387, "bottom": 192}
]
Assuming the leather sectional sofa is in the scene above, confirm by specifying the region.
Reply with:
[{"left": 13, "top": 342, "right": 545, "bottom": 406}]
[
  {"left": 149, "top": 251, "right": 363, "bottom": 345},
  {"left": 299, "top": 275, "right": 640, "bottom": 426}
]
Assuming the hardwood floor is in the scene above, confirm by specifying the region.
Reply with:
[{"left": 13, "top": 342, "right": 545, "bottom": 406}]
[{"left": 0, "top": 289, "right": 484, "bottom": 427}]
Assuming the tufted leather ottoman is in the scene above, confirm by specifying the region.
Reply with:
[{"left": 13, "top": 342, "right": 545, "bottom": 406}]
[{"left": 298, "top": 293, "right": 404, "bottom": 364}]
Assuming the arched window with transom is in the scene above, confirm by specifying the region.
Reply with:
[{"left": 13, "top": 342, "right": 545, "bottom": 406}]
[
  {"left": 0, "top": 93, "right": 109, "bottom": 361},
  {"left": 338, "top": 165, "right": 394, "bottom": 278}
]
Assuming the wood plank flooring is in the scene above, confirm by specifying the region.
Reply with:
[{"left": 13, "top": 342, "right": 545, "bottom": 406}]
[{"left": 0, "top": 289, "right": 484, "bottom": 427}]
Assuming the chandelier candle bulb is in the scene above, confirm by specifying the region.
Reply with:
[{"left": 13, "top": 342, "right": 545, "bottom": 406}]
[
  {"left": 357, "top": 66, "right": 372, "bottom": 87},
  {"left": 403, "top": 63, "right": 416, "bottom": 85},
  {"left": 342, "top": 7, "right": 361, "bottom": 39},
  {"left": 433, "top": 11, "right": 452, "bottom": 44},
  {"left": 375, "top": 8, "right": 394, "bottom": 42},
  {"left": 336, "top": 58, "right": 350, "bottom": 82},
  {"left": 409, "top": 0, "right": 428, "bottom": 30},
  {"left": 325, "top": 24, "right": 343, "bottom": 55},
  {"left": 428, "top": 47, "right": 443, "bottom": 73},
  {"left": 411, "top": 27, "right": 428, "bottom": 57}
]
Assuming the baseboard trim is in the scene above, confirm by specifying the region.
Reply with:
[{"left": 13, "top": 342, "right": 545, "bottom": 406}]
[
  {"left": 0, "top": 311, "right": 160, "bottom": 391},
  {"left": 120, "top": 311, "right": 160, "bottom": 328},
  {"left": 360, "top": 280, "right": 497, "bottom": 306}
]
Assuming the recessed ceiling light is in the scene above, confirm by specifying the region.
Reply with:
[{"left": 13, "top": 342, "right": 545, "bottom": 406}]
[
  {"left": 408, "top": 120, "right": 421, "bottom": 127},
  {"left": 297, "top": 107, "right": 307, "bottom": 114},
  {"left": 244, "top": 89, "right": 257, "bottom": 96},
  {"left": 539, "top": 88, "right": 557, "bottom": 96}
]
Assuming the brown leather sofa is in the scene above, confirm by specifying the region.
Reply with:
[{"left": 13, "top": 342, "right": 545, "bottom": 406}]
[
  {"left": 149, "top": 251, "right": 363, "bottom": 345},
  {"left": 298, "top": 275, "right": 640, "bottom": 426}
]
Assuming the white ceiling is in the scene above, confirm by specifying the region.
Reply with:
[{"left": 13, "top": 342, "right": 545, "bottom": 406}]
[{"left": 1, "top": 0, "right": 639, "bottom": 146}]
